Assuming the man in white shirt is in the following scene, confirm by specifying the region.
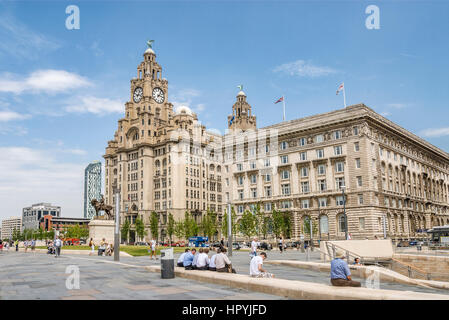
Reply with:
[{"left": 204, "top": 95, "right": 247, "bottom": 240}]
[
  {"left": 215, "top": 247, "right": 236, "bottom": 273},
  {"left": 250, "top": 252, "right": 274, "bottom": 278},
  {"left": 209, "top": 248, "right": 219, "bottom": 271},
  {"left": 178, "top": 249, "right": 190, "bottom": 267},
  {"left": 250, "top": 237, "right": 258, "bottom": 258},
  {"left": 196, "top": 248, "right": 210, "bottom": 270}
]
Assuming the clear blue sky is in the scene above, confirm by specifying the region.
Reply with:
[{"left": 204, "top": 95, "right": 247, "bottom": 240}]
[{"left": 0, "top": 0, "right": 448, "bottom": 218}]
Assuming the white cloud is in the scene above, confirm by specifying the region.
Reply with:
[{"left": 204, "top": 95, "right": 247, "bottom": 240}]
[
  {"left": 273, "top": 60, "right": 337, "bottom": 77},
  {"left": 380, "top": 111, "right": 391, "bottom": 117},
  {"left": 0, "top": 14, "right": 60, "bottom": 59},
  {"left": 0, "top": 147, "right": 84, "bottom": 219},
  {"left": 420, "top": 127, "right": 449, "bottom": 138},
  {"left": 0, "top": 70, "right": 92, "bottom": 94},
  {"left": 0, "top": 110, "right": 30, "bottom": 122},
  {"left": 65, "top": 96, "right": 124, "bottom": 114}
]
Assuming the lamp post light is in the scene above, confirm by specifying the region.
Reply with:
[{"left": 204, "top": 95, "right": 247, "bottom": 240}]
[
  {"left": 113, "top": 187, "right": 120, "bottom": 262},
  {"left": 341, "top": 186, "right": 348, "bottom": 241}
]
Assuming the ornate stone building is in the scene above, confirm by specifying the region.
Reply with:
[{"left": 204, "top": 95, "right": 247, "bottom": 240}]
[
  {"left": 104, "top": 45, "right": 224, "bottom": 243},
  {"left": 104, "top": 45, "right": 449, "bottom": 242}
]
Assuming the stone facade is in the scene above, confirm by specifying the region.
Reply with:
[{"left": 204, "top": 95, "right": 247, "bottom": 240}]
[{"left": 104, "top": 46, "right": 449, "bottom": 242}]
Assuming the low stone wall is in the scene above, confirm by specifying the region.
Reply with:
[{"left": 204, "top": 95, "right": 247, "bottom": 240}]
[
  {"left": 143, "top": 265, "right": 449, "bottom": 300},
  {"left": 393, "top": 253, "right": 449, "bottom": 280},
  {"left": 265, "top": 260, "right": 449, "bottom": 290}
]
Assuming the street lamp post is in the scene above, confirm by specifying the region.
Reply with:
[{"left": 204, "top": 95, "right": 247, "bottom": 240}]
[
  {"left": 227, "top": 202, "right": 232, "bottom": 257},
  {"left": 114, "top": 188, "right": 120, "bottom": 261},
  {"left": 341, "top": 186, "right": 348, "bottom": 241}
]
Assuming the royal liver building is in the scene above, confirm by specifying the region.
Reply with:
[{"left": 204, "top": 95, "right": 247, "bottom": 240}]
[{"left": 104, "top": 43, "right": 449, "bottom": 242}]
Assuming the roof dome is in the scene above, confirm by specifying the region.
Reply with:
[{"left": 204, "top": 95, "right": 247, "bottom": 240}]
[
  {"left": 144, "top": 47, "right": 155, "bottom": 54},
  {"left": 237, "top": 90, "right": 246, "bottom": 96},
  {"left": 174, "top": 105, "right": 193, "bottom": 116}
]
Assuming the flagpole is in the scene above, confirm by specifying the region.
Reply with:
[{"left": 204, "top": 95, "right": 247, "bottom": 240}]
[
  {"left": 282, "top": 95, "right": 286, "bottom": 121},
  {"left": 343, "top": 85, "right": 347, "bottom": 108}
]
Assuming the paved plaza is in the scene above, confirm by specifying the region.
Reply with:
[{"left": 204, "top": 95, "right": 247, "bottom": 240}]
[
  {"left": 1, "top": 249, "right": 449, "bottom": 299},
  {"left": 0, "top": 251, "right": 284, "bottom": 300}
]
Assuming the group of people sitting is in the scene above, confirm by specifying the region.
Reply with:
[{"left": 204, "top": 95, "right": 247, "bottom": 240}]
[{"left": 177, "top": 247, "right": 236, "bottom": 273}]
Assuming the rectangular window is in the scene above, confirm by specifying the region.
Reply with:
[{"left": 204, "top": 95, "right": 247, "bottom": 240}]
[
  {"left": 264, "top": 202, "right": 272, "bottom": 211},
  {"left": 317, "top": 164, "right": 326, "bottom": 175},
  {"left": 357, "top": 176, "right": 363, "bottom": 187},
  {"left": 301, "top": 199, "right": 310, "bottom": 209},
  {"left": 281, "top": 184, "right": 290, "bottom": 195},
  {"left": 281, "top": 170, "right": 290, "bottom": 180},
  {"left": 299, "top": 137, "right": 307, "bottom": 146},
  {"left": 335, "top": 162, "right": 344, "bottom": 173},
  {"left": 355, "top": 158, "right": 361, "bottom": 169},
  {"left": 353, "top": 127, "right": 359, "bottom": 136},
  {"left": 359, "top": 217, "right": 365, "bottom": 230},
  {"left": 334, "top": 130, "right": 342, "bottom": 139},
  {"left": 300, "top": 152, "right": 307, "bottom": 161},
  {"left": 319, "top": 197, "right": 327, "bottom": 207},
  {"left": 316, "top": 149, "right": 324, "bottom": 159},
  {"left": 315, "top": 135, "right": 324, "bottom": 143},
  {"left": 238, "top": 190, "right": 244, "bottom": 200},
  {"left": 238, "top": 205, "right": 244, "bottom": 213},
  {"left": 280, "top": 141, "right": 288, "bottom": 150},
  {"left": 237, "top": 163, "right": 243, "bottom": 171},
  {"left": 336, "top": 177, "right": 345, "bottom": 190},
  {"left": 250, "top": 174, "right": 257, "bottom": 184},
  {"left": 318, "top": 179, "right": 327, "bottom": 192},
  {"left": 300, "top": 167, "right": 308, "bottom": 177},
  {"left": 354, "top": 142, "right": 360, "bottom": 152},
  {"left": 336, "top": 195, "right": 345, "bottom": 206},
  {"left": 250, "top": 161, "right": 256, "bottom": 169},
  {"left": 301, "top": 181, "right": 310, "bottom": 193},
  {"left": 265, "top": 186, "right": 272, "bottom": 197},
  {"left": 264, "top": 159, "right": 270, "bottom": 167},
  {"left": 280, "top": 155, "right": 288, "bottom": 164},
  {"left": 251, "top": 188, "right": 257, "bottom": 198},
  {"left": 265, "top": 173, "right": 271, "bottom": 182},
  {"left": 358, "top": 194, "right": 364, "bottom": 204},
  {"left": 334, "top": 145, "right": 343, "bottom": 156}
]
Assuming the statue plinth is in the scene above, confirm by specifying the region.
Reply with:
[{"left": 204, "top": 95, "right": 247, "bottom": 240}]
[{"left": 88, "top": 219, "right": 116, "bottom": 245}]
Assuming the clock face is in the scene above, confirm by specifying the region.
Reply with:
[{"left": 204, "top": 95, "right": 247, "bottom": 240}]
[
  {"left": 133, "top": 87, "right": 143, "bottom": 103},
  {"left": 152, "top": 87, "right": 165, "bottom": 104}
]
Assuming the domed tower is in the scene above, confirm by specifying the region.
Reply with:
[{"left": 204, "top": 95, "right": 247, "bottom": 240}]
[{"left": 227, "top": 86, "right": 256, "bottom": 131}]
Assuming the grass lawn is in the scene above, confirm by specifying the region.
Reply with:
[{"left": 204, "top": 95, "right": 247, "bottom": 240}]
[{"left": 36, "top": 245, "right": 193, "bottom": 257}]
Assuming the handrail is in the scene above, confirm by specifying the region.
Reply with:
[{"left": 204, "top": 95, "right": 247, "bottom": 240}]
[{"left": 390, "top": 258, "right": 431, "bottom": 280}]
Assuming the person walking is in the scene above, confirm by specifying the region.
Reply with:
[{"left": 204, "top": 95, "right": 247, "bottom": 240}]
[
  {"left": 149, "top": 238, "right": 157, "bottom": 260},
  {"left": 15, "top": 239, "right": 19, "bottom": 251},
  {"left": 89, "top": 238, "right": 95, "bottom": 256},
  {"left": 330, "top": 250, "right": 361, "bottom": 287},
  {"left": 278, "top": 237, "right": 284, "bottom": 253},
  {"left": 31, "top": 239, "right": 36, "bottom": 252},
  {"left": 54, "top": 236, "right": 62, "bottom": 258}
]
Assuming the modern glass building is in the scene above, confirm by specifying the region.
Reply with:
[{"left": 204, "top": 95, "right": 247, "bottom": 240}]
[{"left": 84, "top": 161, "right": 102, "bottom": 219}]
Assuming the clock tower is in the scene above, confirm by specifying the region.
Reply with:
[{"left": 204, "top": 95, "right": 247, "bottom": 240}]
[{"left": 227, "top": 87, "right": 257, "bottom": 131}]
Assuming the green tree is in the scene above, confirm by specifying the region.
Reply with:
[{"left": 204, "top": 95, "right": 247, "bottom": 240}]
[
  {"left": 303, "top": 216, "right": 318, "bottom": 237},
  {"left": 221, "top": 206, "right": 237, "bottom": 238},
  {"left": 149, "top": 211, "right": 159, "bottom": 241},
  {"left": 183, "top": 211, "right": 199, "bottom": 239},
  {"left": 121, "top": 219, "right": 130, "bottom": 244},
  {"left": 174, "top": 220, "right": 185, "bottom": 241},
  {"left": 135, "top": 217, "right": 147, "bottom": 242},
  {"left": 46, "top": 229, "right": 55, "bottom": 240},
  {"left": 271, "top": 209, "right": 284, "bottom": 239},
  {"left": 261, "top": 216, "right": 272, "bottom": 240},
  {"left": 12, "top": 228, "right": 20, "bottom": 241},
  {"left": 253, "top": 203, "right": 265, "bottom": 239},
  {"left": 167, "top": 213, "right": 175, "bottom": 244},
  {"left": 200, "top": 209, "right": 218, "bottom": 240},
  {"left": 238, "top": 210, "right": 257, "bottom": 241},
  {"left": 37, "top": 227, "right": 44, "bottom": 241}
]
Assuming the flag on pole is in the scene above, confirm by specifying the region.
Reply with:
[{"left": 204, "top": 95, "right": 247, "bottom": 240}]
[
  {"left": 336, "top": 83, "right": 344, "bottom": 95},
  {"left": 274, "top": 96, "right": 284, "bottom": 104},
  {"left": 229, "top": 115, "right": 235, "bottom": 125}
]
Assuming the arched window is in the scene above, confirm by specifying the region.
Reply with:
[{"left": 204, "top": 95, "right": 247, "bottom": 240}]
[{"left": 319, "top": 215, "right": 329, "bottom": 234}]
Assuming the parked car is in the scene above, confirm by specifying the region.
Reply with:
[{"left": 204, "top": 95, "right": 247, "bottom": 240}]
[
  {"left": 232, "top": 242, "right": 241, "bottom": 250},
  {"left": 135, "top": 241, "right": 148, "bottom": 246},
  {"left": 409, "top": 241, "right": 418, "bottom": 246},
  {"left": 211, "top": 242, "right": 221, "bottom": 248},
  {"left": 396, "top": 241, "right": 410, "bottom": 247},
  {"left": 258, "top": 242, "right": 272, "bottom": 250}
]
